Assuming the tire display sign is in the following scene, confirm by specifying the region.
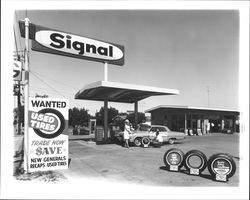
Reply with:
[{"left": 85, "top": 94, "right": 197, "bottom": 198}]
[
  {"left": 208, "top": 153, "right": 236, "bottom": 182},
  {"left": 28, "top": 97, "right": 68, "bottom": 172},
  {"left": 141, "top": 137, "right": 150, "bottom": 148},
  {"left": 183, "top": 150, "right": 207, "bottom": 175},
  {"left": 163, "top": 148, "right": 184, "bottom": 171},
  {"left": 168, "top": 153, "right": 181, "bottom": 171},
  {"left": 19, "top": 21, "right": 124, "bottom": 66}
]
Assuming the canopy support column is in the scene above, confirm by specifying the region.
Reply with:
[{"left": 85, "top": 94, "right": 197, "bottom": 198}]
[
  {"left": 104, "top": 98, "right": 108, "bottom": 141},
  {"left": 134, "top": 100, "right": 138, "bottom": 128}
]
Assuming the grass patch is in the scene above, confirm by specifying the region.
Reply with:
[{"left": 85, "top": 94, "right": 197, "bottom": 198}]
[{"left": 15, "top": 170, "right": 67, "bottom": 183}]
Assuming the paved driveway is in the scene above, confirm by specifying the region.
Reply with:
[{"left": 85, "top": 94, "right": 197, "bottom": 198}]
[{"left": 62, "top": 133, "right": 240, "bottom": 187}]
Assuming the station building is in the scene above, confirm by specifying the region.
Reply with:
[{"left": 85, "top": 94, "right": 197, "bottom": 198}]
[{"left": 146, "top": 105, "right": 240, "bottom": 134}]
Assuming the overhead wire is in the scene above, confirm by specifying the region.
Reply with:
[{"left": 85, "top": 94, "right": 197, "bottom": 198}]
[
  {"left": 30, "top": 70, "right": 68, "bottom": 99},
  {"left": 29, "top": 86, "right": 75, "bottom": 96},
  {"left": 29, "top": 71, "right": 83, "bottom": 108},
  {"left": 31, "top": 71, "right": 77, "bottom": 90},
  {"left": 29, "top": 88, "right": 82, "bottom": 107}
]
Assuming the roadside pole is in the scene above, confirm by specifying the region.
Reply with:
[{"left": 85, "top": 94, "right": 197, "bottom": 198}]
[
  {"left": 23, "top": 18, "right": 30, "bottom": 173},
  {"left": 17, "top": 81, "right": 21, "bottom": 135}
]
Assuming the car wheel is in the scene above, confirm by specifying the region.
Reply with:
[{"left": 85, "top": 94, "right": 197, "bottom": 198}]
[
  {"left": 168, "top": 138, "right": 175, "bottom": 144},
  {"left": 183, "top": 150, "right": 207, "bottom": 174},
  {"left": 163, "top": 148, "right": 184, "bottom": 171},
  {"left": 207, "top": 153, "right": 236, "bottom": 179},
  {"left": 134, "top": 137, "right": 142, "bottom": 147}
]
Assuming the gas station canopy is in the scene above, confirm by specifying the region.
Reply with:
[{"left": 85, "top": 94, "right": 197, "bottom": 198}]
[{"left": 75, "top": 81, "right": 179, "bottom": 103}]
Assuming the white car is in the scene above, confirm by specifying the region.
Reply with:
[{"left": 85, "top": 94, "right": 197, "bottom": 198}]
[{"left": 130, "top": 125, "right": 186, "bottom": 147}]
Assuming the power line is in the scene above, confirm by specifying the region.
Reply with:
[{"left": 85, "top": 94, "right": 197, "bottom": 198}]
[
  {"left": 30, "top": 71, "right": 83, "bottom": 108},
  {"left": 29, "top": 86, "right": 75, "bottom": 96},
  {"left": 30, "top": 70, "right": 68, "bottom": 99},
  {"left": 32, "top": 71, "right": 77, "bottom": 89},
  {"left": 30, "top": 88, "right": 82, "bottom": 108}
]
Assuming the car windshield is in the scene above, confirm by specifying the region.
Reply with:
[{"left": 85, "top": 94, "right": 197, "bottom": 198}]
[
  {"left": 138, "top": 124, "right": 150, "bottom": 131},
  {"left": 150, "top": 126, "right": 169, "bottom": 132}
]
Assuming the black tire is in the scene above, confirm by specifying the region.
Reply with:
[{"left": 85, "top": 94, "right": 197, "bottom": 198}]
[
  {"left": 163, "top": 148, "right": 184, "bottom": 170},
  {"left": 134, "top": 137, "right": 142, "bottom": 147},
  {"left": 207, "top": 153, "right": 236, "bottom": 179},
  {"left": 33, "top": 108, "right": 65, "bottom": 139},
  {"left": 141, "top": 137, "right": 150, "bottom": 146},
  {"left": 183, "top": 150, "right": 207, "bottom": 173}
]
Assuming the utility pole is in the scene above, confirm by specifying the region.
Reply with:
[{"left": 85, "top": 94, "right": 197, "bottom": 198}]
[
  {"left": 17, "top": 82, "right": 21, "bottom": 134},
  {"left": 23, "top": 18, "right": 30, "bottom": 172},
  {"left": 206, "top": 86, "right": 210, "bottom": 108},
  {"left": 14, "top": 54, "right": 22, "bottom": 135}
]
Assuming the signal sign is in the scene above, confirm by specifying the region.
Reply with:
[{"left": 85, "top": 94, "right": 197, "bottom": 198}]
[{"left": 13, "top": 61, "right": 22, "bottom": 81}]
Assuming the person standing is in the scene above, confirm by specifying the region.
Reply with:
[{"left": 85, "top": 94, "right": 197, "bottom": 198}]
[
  {"left": 152, "top": 128, "right": 163, "bottom": 147},
  {"left": 206, "top": 122, "right": 210, "bottom": 134},
  {"left": 124, "top": 119, "right": 132, "bottom": 148}
]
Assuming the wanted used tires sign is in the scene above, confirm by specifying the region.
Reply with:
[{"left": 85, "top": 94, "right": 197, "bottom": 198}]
[{"left": 28, "top": 97, "right": 69, "bottom": 172}]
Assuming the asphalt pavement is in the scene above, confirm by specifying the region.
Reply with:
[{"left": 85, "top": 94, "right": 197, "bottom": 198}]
[{"left": 60, "top": 133, "right": 240, "bottom": 187}]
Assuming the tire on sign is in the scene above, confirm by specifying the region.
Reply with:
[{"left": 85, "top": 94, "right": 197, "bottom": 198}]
[
  {"left": 183, "top": 150, "right": 207, "bottom": 175},
  {"left": 163, "top": 148, "right": 184, "bottom": 171},
  {"left": 207, "top": 153, "right": 236, "bottom": 180},
  {"left": 141, "top": 137, "right": 150, "bottom": 147},
  {"left": 33, "top": 108, "right": 65, "bottom": 139}
]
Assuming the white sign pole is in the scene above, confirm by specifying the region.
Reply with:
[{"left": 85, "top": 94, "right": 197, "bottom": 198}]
[
  {"left": 23, "top": 18, "right": 30, "bottom": 173},
  {"left": 104, "top": 62, "right": 108, "bottom": 81}
]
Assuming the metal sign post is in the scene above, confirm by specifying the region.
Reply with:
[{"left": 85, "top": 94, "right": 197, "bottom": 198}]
[
  {"left": 23, "top": 18, "right": 30, "bottom": 173},
  {"left": 104, "top": 62, "right": 108, "bottom": 81}
]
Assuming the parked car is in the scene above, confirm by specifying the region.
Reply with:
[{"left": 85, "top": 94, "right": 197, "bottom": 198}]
[{"left": 114, "top": 124, "right": 185, "bottom": 147}]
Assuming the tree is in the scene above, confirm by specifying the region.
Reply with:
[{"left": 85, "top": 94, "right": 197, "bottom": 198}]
[
  {"left": 95, "top": 106, "right": 119, "bottom": 126},
  {"left": 13, "top": 105, "right": 24, "bottom": 125},
  {"left": 127, "top": 112, "right": 146, "bottom": 127},
  {"left": 69, "top": 107, "right": 90, "bottom": 127}
]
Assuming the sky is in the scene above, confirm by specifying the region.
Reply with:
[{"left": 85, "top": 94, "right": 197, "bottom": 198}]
[{"left": 13, "top": 9, "right": 239, "bottom": 115}]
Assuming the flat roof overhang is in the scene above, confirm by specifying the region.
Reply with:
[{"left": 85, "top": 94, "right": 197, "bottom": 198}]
[
  {"left": 75, "top": 81, "right": 179, "bottom": 103},
  {"left": 145, "top": 105, "right": 240, "bottom": 114}
]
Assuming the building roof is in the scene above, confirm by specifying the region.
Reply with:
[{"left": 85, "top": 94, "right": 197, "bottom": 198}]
[
  {"left": 145, "top": 105, "right": 240, "bottom": 113},
  {"left": 75, "top": 81, "right": 179, "bottom": 103}
]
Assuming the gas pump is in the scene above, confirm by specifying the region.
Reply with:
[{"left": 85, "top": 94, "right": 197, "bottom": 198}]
[{"left": 89, "top": 119, "right": 96, "bottom": 135}]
